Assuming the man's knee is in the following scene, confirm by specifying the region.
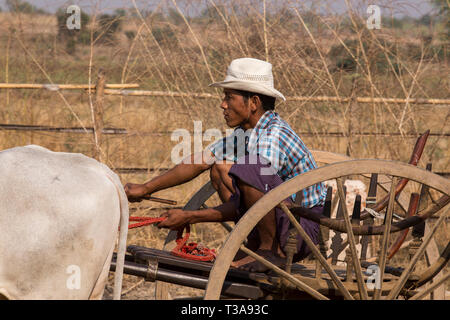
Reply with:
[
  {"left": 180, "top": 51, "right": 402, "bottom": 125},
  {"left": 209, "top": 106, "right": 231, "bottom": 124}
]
[
  {"left": 210, "top": 162, "right": 231, "bottom": 181},
  {"left": 210, "top": 163, "right": 219, "bottom": 186},
  {"left": 236, "top": 178, "right": 264, "bottom": 199}
]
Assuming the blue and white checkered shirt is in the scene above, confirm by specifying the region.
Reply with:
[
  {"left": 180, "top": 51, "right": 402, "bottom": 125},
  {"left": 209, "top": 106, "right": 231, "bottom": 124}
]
[{"left": 208, "top": 110, "right": 326, "bottom": 208}]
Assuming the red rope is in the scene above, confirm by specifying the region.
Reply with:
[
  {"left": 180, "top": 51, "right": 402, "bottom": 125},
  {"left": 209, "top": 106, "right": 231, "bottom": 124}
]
[
  {"left": 128, "top": 216, "right": 216, "bottom": 262},
  {"left": 128, "top": 216, "right": 166, "bottom": 229}
]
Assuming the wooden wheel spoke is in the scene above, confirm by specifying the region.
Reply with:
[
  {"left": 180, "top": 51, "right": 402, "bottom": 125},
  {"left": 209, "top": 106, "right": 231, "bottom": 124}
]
[
  {"left": 415, "top": 242, "right": 450, "bottom": 288},
  {"left": 336, "top": 178, "right": 369, "bottom": 300},
  {"left": 388, "top": 193, "right": 419, "bottom": 260},
  {"left": 279, "top": 203, "right": 354, "bottom": 300},
  {"left": 387, "top": 205, "right": 450, "bottom": 300},
  {"left": 409, "top": 272, "right": 450, "bottom": 300},
  {"left": 239, "top": 245, "right": 329, "bottom": 300},
  {"left": 373, "top": 176, "right": 399, "bottom": 300}
]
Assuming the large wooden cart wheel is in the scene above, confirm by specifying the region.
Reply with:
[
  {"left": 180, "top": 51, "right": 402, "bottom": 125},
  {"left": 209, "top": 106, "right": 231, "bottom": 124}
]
[
  {"left": 204, "top": 160, "right": 450, "bottom": 300},
  {"left": 154, "top": 150, "right": 350, "bottom": 299}
]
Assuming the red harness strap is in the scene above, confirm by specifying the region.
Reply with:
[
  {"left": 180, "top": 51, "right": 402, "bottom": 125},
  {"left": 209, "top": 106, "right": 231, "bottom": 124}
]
[
  {"left": 128, "top": 216, "right": 166, "bottom": 229},
  {"left": 128, "top": 216, "right": 216, "bottom": 262}
]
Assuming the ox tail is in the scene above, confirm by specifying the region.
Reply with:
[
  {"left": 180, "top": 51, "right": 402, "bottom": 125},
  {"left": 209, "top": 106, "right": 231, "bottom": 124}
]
[{"left": 109, "top": 174, "right": 129, "bottom": 300}]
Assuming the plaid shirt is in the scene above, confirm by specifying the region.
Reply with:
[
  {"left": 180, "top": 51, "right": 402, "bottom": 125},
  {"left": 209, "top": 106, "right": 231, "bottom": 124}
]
[{"left": 209, "top": 111, "right": 325, "bottom": 208}]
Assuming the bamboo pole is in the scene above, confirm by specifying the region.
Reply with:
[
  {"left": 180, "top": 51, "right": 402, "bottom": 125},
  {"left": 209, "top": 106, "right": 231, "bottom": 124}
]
[
  {"left": 5, "top": 30, "right": 11, "bottom": 106},
  {"left": 103, "top": 90, "right": 450, "bottom": 105},
  {"left": 92, "top": 71, "right": 105, "bottom": 162},
  {"left": 103, "top": 89, "right": 217, "bottom": 99},
  {"left": 0, "top": 83, "right": 139, "bottom": 90},
  {"left": 1, "top": 124, "right": 449, "bottom": 138},
  {"left": 1, "top": 84, "right": 449, "bottom": 105},
  {"left": 263, "top": 0, "right": 269, "bottom": 62},
  {"left": 287, "top": 96, "right": 450, "bottom": 105}
]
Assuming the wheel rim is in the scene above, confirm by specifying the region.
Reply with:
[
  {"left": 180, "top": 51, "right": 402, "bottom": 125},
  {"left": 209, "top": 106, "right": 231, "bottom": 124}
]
[{"left": 204, "top": 160, "right": 450, "bottom": 300}]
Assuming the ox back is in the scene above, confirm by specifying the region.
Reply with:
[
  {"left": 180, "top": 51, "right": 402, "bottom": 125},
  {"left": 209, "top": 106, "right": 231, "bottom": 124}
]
[{"left": 0, "top": 145, "right": 128, "bottom": 300}]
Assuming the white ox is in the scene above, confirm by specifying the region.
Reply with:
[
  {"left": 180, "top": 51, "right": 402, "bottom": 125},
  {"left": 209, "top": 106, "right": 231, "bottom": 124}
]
[{"left": 0, "top": 145, "right": 128, "bottom": 299}]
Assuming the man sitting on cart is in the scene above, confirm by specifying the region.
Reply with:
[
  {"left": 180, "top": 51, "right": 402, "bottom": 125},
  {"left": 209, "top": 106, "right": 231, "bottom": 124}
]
[{"left": 125, "top": 57, "right": 326, "bottom": 272}]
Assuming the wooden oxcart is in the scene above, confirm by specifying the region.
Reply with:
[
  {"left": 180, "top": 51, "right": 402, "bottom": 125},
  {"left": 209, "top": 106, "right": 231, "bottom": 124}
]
[{"left": 111, "top": 131, "right": 449, "bottom": 300}]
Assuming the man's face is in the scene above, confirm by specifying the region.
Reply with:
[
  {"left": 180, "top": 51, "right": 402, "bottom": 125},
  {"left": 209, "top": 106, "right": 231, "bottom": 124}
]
[{"left": 220, "top": 89, "right": 250, "bottom": 128}]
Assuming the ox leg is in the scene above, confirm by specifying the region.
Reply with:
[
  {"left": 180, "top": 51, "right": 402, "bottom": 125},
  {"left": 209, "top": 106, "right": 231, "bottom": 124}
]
[{"left": 89, "top": 241, "right": 116, "bottom": 300}]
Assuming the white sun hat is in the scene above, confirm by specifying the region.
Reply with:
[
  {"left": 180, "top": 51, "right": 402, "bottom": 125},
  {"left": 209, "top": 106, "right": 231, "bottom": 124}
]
[{"left": 209, "top": 57, "right": 286, "bottom": 101}]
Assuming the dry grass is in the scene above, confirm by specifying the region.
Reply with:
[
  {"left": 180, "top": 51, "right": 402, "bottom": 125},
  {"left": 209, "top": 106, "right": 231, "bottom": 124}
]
[
  {"left": 0, "top": 12, "right": 57, "bottom": 35},
  {"left": 0, "top": 0, "right": 448, "bottom": 299}
]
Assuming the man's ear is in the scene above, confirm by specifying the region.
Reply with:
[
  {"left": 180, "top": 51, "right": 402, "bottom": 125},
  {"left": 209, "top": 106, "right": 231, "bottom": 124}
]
[{"left": 250, "top": 95, "right": 262, "bottom": 111}]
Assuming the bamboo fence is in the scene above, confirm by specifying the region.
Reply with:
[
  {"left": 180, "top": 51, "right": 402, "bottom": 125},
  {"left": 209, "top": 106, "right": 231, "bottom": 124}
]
[
  {"left": 0, "top": 83, "right": 139, "bottom": 90},
  {"left": 1, "top": 124, "right": 449, "bottom": 137},
  {"left": 1, "top": 75, "right": 449, "bottom": 166},
  {"left": 2, "top": 83, "right": 449, "bottom": 105}
]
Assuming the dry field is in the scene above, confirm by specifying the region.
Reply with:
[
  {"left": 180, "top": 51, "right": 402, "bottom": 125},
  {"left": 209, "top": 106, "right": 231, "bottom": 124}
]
[{"left": 0, "top": 0, "right": 448, "bottom": 299}]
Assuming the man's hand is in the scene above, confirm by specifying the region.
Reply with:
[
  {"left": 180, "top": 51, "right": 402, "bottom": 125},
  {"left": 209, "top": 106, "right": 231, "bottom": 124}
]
[
  {"left": 157, "top": 209, "right": 192, "bottom": 230},
  {"left": 124, "top": 183, "right": 149, "bottom": 202}
]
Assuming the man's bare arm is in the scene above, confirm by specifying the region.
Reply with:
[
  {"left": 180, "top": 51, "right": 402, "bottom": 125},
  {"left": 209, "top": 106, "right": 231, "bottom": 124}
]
[
  {"left": 157, "top": 201, "right": 237, "bottom": 230},
  {"left": 124, "top": 151, "right": 215, "bottom": 200}
]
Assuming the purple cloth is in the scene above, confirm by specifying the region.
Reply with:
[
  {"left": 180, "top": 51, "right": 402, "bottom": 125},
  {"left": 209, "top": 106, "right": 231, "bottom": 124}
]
[{"left": 228, "top": 155, "right": 321, "bottom": 262}]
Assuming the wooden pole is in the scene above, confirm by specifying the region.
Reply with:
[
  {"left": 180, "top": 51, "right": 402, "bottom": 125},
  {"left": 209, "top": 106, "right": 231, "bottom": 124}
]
[
  {"left": 103, "top": 89, "right": 217, "bottom": 99},
  {"left": 5, "top": 31, "right": 11, "bottom": 106},
  {"left": 1, "top": 83, "right": 449, "bottom": 105},
  {"left": 287, "top": 96, "right": 450, "bottom": 105},
  {"left": 102, "top": 90, "right": 450, "bottom": 105},
  {"left": 93, "top": 70, "right": 106, "bottom": 162},
  {"left": 0, "top": 83, "right": 139, "bottom": 90}
]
